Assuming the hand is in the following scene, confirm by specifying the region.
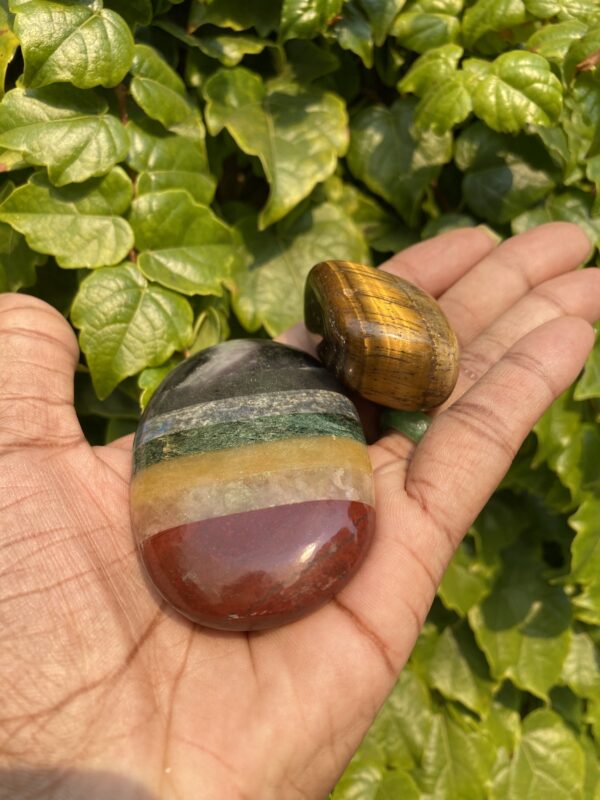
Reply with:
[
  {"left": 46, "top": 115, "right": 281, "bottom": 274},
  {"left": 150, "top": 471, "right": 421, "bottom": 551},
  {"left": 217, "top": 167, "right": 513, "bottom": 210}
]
[{"left": 1, "top": 224, "right": 598, "bottom": 800}]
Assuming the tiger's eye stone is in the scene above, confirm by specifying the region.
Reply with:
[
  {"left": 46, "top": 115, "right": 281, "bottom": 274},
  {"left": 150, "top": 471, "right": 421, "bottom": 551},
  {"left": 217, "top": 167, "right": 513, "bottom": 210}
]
[
  {"left": 305, "top": 260, "right": 460, "bottom": 411},
  {"left": 130, "top": 339, "right": 375, "bottom": 631}
]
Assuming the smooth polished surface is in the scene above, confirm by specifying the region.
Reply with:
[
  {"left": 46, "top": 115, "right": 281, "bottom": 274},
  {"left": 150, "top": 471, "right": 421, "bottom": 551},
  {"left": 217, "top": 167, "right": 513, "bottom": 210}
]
[
  {"left": 131, "top": 340, "right": 375, "bottom": 631},
  {"left": 305, "top": 260, "right": 460, "bottom": 410}
]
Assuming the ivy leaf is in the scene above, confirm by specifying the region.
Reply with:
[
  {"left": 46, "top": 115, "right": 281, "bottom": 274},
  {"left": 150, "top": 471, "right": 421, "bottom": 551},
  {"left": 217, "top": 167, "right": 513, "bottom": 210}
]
[
  {"left": 130, "top": 189, "right": 239, "bottom": 296},
  {"left": 426, "top": 622, "right": 496, "bottom": 715},
  {"left": 126, "top": 115, "right": 215, "bottom": 205},
  {"left": 232, "top": 202, "right": 369, "bottom": 336},
  {"left": 512, "top": 189, "right": 600, "bottom": 247},
  {"left": 564, "top": 26, "right": 600, "bottom": 83},
  {"left": 527, "top": 21, "right": 588, "bottom": 64},
  {"left": 130, "top": 44, "right": 204, "bottom": 139},
  {"left": 462, "top": 0, "right": 527, "bottom": 49},
  {"left": 322, "top": 176, "right": 417, "bottom": 253},
  {"left": 71, "top": 263, "right": 193, "bottom": 399},
  {"left": 347, "top": 98, "right": 452, "bottom": 226},
  {"left": 468, "top": 545, "right": 572, "bottom": 699},
  {"left": 570, "top": 495, "right": 600, "bottom": 588},
  {"left": 203, "top": 67, "right": 348, "bottom": 229},
  {"left": 334, "top": 1, "right": 373, "bottom": 68},
  {"left": 415, "top": 73, "right": 472, "bottom": 133},
  {"left": 103, "top": 0, "right": 153, "bottom": 28},
  {"left": 188, "top": 0, "right": 281, "bottom": 36},
  {"left": 438, "top": 537, "right": 491, "bottom": 616},
  {"left": 357, "top": 0, "right": 406, "bottom": 46},
  {"left": 561, "top": 630, "right": 600, "bottom": 700},
  {"left": 456, "top": 124, "right": 558, "bottom": 224},
  {"left": 574, "top": 332, "right": 600, "bottom": 400},
  {"left": 280, "top": 0, "right": 343, "bottom": 41},
  {"left": 419, "top": 709, "right": 497, "bottom": 799},
  {"left": 392, "top": 10, "right": 460, "bottom": 53},
  {"left": 15, "top": 0, "right": 134, "bottom": 89},
  {"left": 0, "top": 86, "right": 129, "bottom": 186},
  {"left": 524, "top": 0, "right": 600, "bottom": 22},
  {"left": 157, "top": 18, "right": 269, "bottom": 68},
  {"left": 490, "top": 709, "right": 585, "bottom": 800},
  {"left": 0, "top": 214, "right": 45, "bottom": 292},
  {"left": 138, "top": 356, "right": 182, "bottom": 410},
  {"left": 0, "top": 3, "right": 18, "bottom": 98},
  {"left": 468, "top": 52, "right": 563, "bottom": 133},
  {"left": 397, "top": 43, "right": 463, "bottom": 96},
  {"left": 0, "top": 168, "right": 133, "bottom": 268}
]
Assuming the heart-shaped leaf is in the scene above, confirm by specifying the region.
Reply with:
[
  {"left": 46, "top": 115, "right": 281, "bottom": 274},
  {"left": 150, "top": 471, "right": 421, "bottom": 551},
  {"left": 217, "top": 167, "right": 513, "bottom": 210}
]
[{"left": 71, "top": 263, "right": 193, "bottom": 399}]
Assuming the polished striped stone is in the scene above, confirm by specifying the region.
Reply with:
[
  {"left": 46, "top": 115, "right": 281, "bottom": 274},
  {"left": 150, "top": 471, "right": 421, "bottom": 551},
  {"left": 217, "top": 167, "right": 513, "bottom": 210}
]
[{"left": 131, "top": 340, "right": 375, "bottom": 631}]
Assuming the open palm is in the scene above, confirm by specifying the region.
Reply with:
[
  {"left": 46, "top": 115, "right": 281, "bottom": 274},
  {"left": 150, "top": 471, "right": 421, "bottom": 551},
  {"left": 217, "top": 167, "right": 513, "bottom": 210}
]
[{"left": 1, "top": 223, "right": 598, "bottom": 800}]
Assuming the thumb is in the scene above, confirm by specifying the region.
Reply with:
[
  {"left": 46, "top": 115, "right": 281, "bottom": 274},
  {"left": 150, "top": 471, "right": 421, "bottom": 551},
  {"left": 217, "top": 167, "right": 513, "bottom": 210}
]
[{"left": 0, "top": 293, "right": 82, "bottom": 451}]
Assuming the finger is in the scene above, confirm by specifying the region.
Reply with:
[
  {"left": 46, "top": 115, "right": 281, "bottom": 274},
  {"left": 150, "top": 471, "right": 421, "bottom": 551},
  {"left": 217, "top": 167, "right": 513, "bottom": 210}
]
[
  {"left": 447, "top": 268, "right": 600, "bottom": 405},
  {"left": 0, "top": 293, "right": 82, "bottom": 450},
  {"left": 438, "top": 222, "right": 593, "bottom": 346},
  {"left": 380, "top": 225, "right": 500, "bottom": 296},
  {"left": 406, "top": 316, "right": 595, "bottom": 562}
]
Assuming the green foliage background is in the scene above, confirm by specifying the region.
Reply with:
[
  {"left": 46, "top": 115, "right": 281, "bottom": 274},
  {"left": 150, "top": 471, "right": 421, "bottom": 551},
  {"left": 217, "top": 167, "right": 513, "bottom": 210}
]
[{"left": 1, "top": 0, "right": 599, "bottom": 796}]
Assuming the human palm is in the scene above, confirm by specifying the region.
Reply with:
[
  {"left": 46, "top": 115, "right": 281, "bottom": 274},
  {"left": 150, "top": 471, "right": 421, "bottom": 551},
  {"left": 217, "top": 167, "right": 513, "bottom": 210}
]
[{"left": 1, "top": 224, "right": 599, "bottom": 800}]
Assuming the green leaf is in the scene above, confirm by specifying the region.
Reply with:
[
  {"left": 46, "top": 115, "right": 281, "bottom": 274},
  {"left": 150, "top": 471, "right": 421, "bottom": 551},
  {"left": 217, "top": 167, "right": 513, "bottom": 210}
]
[
  {"left": 418, "top": 709, "right": 497, "bottom": 799},
  {"left": 415, "top": 73, "right": 472, "bottom": 133},
  {"left": 188, "top": 0, "right": 281, "bottom": 36},
  {"left": 280, "top": 0, "right": 343, "bottom": 41},
  {"left": 15, "top": 1, "right": 134, "bottom": 89},
  {"left": 104, "top": 0, "right": 153, "bottom": 28},
  {"left": 490, "top": 709, "right": 585, "bottom": 800},
  {"left": 130, "top": 190, "right": 239, "bottom": 296},
  {"left": 322, "top": 176, "right": 417, "bottom": 253},
  {"left": 71, "top": 263, "right": 193, "bottom": 399},
  {"left": 462, "top": 0, "right": 527, "bottom": 49},
  {"left": 138, "top": 356, "right": 182, "bottom": 410},
  {"left": 232, "top": 202, "right": 369, "bottom": 336},
  {"left": 469, "top": 545, "right": 572, "bottom": 699},
  {"left": 347, "top": 98, "right": 452, "bottom": 226},
  {"left": 357, "top": 0, "right": 406, "bottom": 45},
  {"left": 456, "top": 124, "right": 558, "bottom": 224},
  {"left": 570, "top": 495, "right": 600, "bottom": 587},
  {"left": 468, "top": 51, "right": 563, "bottom": 133},
  {"left": 527, "top": 21, "right": 588, "bottom": 64},
  {"left": 564, "top": 26, "right": 600, "bottom": 84},
  {"left": 130, "top": 44, "right": 204, "bottom": 139},
  {"left": 524, "top": 0, "right": 600, "bottom": 22},
  {"left": 438, "top": 536, "right": 491, "bottom": 616},
  {"left": 0, "top": 168, "right": 134, "bottom": 268},
  {"left": 0, "top": 86, "right": 128, "bottom": 186},
  {"left": 0, "top": 217, "right": 45, "bottom": 292},
  {"left": 392, "top": 11, "right": 460, "bottom": 53},
  {"left": 334, "top": 1, "right": 373, "bottom": 68},
  {"left": 126, "top": 115, "right": 215, "bottom": 205},
  {"left": 427, "top": 622, "right": 496, "bottom": 715},
  {"left": 203, "top": 67, "right": 348, "bottom": 228},
  {"left": 157, "top": 18, "right": 269, "bottom": 68},
  {"left": 0, "top": 3, "right": 18, "bottom": 98},
  {"left": 575, "top": 330, "right": 600, "bottom": 400},
  {"left": 512, "top": 189, "right": 600, "bottom": 249},
  {"left": 561, "top": 630, "right": 600, "bottom": 700},
  {"left": 397, "top": 43, "right": 463, "bottom": 96}
]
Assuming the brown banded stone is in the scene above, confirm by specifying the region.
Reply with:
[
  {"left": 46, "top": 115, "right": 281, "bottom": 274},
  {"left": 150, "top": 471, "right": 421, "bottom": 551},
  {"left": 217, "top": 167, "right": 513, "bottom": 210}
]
[{"left": 305, "top": 260, "right": 460, "bottom": 410}]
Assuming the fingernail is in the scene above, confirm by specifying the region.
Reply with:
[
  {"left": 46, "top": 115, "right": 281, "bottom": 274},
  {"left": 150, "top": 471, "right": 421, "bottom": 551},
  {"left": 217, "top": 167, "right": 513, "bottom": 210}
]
[{"left": 477, "top": 225, "right": 503, "bottom": 246}]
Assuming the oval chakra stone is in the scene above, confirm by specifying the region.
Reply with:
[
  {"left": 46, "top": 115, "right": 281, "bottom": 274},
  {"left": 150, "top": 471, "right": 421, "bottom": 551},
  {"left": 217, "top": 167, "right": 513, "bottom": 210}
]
[{"left": 130, "top": 340, "right": 375, "bottom": 631}]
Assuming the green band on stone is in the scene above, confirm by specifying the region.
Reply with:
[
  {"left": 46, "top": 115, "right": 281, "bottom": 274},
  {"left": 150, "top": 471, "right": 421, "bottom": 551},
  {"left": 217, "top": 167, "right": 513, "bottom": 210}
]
[{"left": 379, "top": 409, "right": 431, "bottom": 444}]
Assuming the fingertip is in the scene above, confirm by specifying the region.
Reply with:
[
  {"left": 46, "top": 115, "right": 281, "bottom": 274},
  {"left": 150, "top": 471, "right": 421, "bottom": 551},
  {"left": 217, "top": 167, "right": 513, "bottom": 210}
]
[
  {"left": 518, "top": 221, "right": 595, "bottom": 263},
  {"left": 0, "top": 292, "right": 79, "bottom": 361}
]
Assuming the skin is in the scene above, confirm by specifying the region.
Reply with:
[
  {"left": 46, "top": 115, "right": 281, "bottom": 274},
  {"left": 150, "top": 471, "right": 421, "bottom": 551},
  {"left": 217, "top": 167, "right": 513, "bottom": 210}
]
[{"left": 1, "top": 223, "right": 599, "bottom": 800}]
